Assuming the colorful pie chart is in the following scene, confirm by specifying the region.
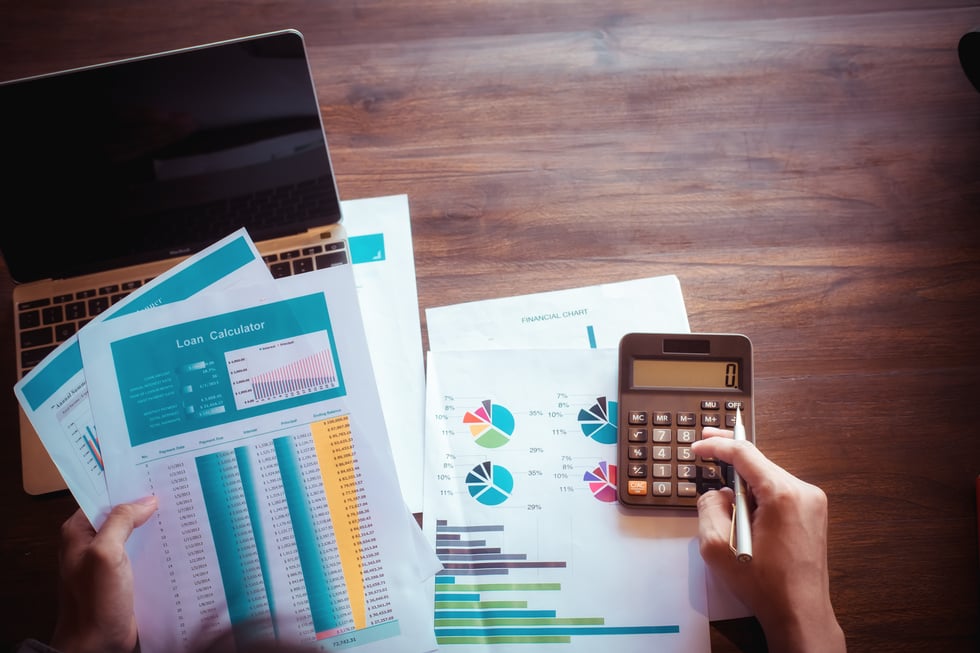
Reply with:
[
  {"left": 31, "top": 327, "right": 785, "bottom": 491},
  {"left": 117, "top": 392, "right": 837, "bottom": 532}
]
[
  {"left": 583, "top": 461, "right": 617, "bottom": 502},
  {"left": 463, "top": 399, "right": 515, "bottom": 448}
]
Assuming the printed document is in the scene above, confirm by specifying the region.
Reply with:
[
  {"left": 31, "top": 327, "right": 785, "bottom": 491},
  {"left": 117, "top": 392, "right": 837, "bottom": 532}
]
[
  {"left": 423, "top": 348, "right": 710, "bottom": 652},
  {"left": 344, "top": 194, "right": 426, "bottom": 511},
  {"left": 17, "top": 195, "right": 430, "bottom": 518},
  {"left": 14, "top": 229, "right": 271, "bottom": 524},
  {"left": 77, "top": 264, "right": 438, "bottom": 653},
  {"left": 424, "top": 274, "right": 750, "bottom": 621}
]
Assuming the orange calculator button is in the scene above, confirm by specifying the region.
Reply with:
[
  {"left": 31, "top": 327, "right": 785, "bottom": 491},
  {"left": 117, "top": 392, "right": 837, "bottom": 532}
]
[{"left": 627, "top": 480, "right": 648, "bottom": 495}]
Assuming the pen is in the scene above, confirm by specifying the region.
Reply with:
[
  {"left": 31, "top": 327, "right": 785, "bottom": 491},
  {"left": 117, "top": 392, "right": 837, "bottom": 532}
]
[{"left": 731, "top": 406, "right": 753, "bottom": 563}]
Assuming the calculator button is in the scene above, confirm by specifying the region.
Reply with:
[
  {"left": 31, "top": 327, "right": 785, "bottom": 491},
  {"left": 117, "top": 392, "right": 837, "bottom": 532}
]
[
  {"left": 701, "top": 413, "right": 722, "bottom": 427},
  {"left": 652, "top": 428, "right": 671, "bottom": 443},
  {"left": 701, "top": 464, "right": 721, "bottom": 480},
  {"left": 652, "top": 446, "right": 672, "bottom": 460},
  {"left": 652, "top": 481, "right": 672, "bottom": 496},
  {"left": 677, "top": 464, "right": 696, "bottom": 479},
  {"left": 652, "top": 463, "right": 672, "bottom": 478},
  {"left": 628, "top": 411, "right": 648, "bottom": 425},
  {"left": 677, "top": 428, "right": 696, "bottom": 443},
  {"left": 628, "top": 446, "right": 647, "bottom": 460},
  {"left": 701, "top": 400, "right": 720, "bottom": 410},
  {"left": 627, "top": 463, "right": 647, "bottom": 477},
  {"left": 628, "top": 428, "right": 648, "bottom": 442},
  {"left": 677, "top": 446, "right": 695, "bottom": 461},
  {"left": 677, "top": 412, "right": 696, "bottom": 426},
  {"left": 678, "top": 482, "right": 698, "bottom": 497},
  {"left": 698, "top": 466, "right": 726, "bottom": 492},
  {"left": 627, "top": 480, "right": 648, "bottom": 495},
  {"left": 725, "top": 401, "right": 743, "bottom": 411},
  {"left": 725, "top": 413, "right": 737, "bottom": 428}
]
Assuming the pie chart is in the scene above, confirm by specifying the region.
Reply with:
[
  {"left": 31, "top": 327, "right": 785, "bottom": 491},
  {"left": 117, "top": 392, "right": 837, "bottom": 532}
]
[
  {"left": 463, "top": 399, "right": 515, "bottom": 448},
  {"left": 577, "top": 396, "right": 618, "bottom": 444},
  {"left": 465, "top": 461, "right": 514, "bottom": 506},
  {"left": 583, "top": 461, "right": 617, "bottom": 502}
]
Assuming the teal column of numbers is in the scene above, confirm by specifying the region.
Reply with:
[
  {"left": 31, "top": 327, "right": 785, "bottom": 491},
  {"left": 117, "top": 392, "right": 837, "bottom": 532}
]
[
  {"left": 273, "top": 435, "right": 341, "bottom": 635},
  {"left": 196, "top": 451, "right": 273, "bottom": 646},
  {"left": 234, "top": 446, "right": 278, "bottom": 636}
]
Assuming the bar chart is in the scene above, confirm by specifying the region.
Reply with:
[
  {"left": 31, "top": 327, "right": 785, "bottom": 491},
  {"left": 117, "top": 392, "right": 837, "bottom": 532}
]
[
  {"left": 226, "top": 331, "right": 340, "bottom": 410},
  {"left": 433, "top": 520, "right": 678, "bottom": 645},
  {"left": 55, "top": 384, "right": 105, "bottom": 485}
]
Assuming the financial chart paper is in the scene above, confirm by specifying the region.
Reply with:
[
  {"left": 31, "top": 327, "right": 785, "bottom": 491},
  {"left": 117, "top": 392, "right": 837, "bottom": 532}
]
[{"left": 423, "top": 348, "right": 710, "bottom": 652}]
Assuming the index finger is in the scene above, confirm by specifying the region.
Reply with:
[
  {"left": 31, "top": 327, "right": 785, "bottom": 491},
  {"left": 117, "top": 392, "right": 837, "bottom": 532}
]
[{"left": 692, "top": 436, "right": 796, "bottom": 498}]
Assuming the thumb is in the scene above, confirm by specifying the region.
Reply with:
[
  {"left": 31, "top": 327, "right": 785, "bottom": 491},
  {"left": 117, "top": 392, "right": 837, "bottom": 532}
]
[
  {"left": 96, "top": 496, "right": 158, "bottom": 546},
  {"left": 696, "top": 487, "right": 735, "bottom": 567}
]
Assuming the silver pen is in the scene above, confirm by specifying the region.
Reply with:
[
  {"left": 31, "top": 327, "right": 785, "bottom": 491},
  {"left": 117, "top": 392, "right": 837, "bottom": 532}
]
[{"left": 730, "top": 405, "right": 753, "bottom": 563}]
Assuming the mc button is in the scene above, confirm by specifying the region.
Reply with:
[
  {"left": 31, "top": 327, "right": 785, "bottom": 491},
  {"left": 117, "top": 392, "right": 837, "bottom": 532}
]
[{"left": 628, "top": 411, "right": 648, "bottom": 425}]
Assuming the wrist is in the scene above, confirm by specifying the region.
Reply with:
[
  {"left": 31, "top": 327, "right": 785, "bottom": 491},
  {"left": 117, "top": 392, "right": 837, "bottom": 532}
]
[{"left": 757, "top": 602, "right": 846, "bottom": 653}]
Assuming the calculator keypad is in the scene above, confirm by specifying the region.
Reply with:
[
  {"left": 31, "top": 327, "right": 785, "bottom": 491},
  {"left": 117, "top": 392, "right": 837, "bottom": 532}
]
[{"left": 619, "top": 400, "right": 746, "bottom": 508}]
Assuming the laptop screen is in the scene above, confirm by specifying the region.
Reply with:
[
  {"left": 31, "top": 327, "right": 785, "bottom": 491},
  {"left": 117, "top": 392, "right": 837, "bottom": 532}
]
[{"left": 0, "top": 30, "right": 342, "bottom": 284}]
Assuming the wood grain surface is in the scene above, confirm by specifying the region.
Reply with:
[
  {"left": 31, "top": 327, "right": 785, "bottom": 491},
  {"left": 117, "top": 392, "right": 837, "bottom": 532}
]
[{"left": 1, "top": 2, "right": 979, "bottom": 651}]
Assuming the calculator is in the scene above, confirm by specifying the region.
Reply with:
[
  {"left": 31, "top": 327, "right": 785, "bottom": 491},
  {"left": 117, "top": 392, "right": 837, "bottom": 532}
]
[{"left": 617, "top": 332, "right": 754, "bottom": 509}]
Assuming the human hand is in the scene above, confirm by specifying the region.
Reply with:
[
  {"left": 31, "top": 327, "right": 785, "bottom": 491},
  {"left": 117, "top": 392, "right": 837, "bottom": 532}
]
[
  {"left": 692, "top": 428, "right": 846, "bottom": 653},
  {"left": 51, "top": 497, "right": 159, "bottom": 653}
]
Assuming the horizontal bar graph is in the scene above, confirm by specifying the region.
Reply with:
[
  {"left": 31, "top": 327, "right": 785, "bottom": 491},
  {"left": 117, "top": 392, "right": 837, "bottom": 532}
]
[{"left": 433, "top": 520, "right": 679, "bottom": 645}]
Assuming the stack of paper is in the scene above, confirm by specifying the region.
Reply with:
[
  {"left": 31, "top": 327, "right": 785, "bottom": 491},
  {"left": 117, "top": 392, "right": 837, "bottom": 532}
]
[
  {"left": 16, "top": 195, "right": 751, "bottom": 653},
  {"left": 421, "top": 276, "right": 737, "bottom": 652},
  {"left": 15, "top": 197, "right": 438, "bottom": 653}
]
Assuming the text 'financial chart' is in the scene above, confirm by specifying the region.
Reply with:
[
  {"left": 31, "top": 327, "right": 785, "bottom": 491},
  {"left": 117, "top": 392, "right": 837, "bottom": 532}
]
[{"left": 227, "top": 331, "right": 339, "bottom": 409}]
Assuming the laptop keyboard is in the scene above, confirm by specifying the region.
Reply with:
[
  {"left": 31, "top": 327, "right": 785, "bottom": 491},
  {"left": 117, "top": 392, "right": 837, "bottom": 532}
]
[{"left": 15, "top": 241, "right": 348, "bottom": 376}]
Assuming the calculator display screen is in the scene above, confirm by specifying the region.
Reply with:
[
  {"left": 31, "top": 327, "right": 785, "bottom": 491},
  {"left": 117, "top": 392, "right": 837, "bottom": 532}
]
[{"left": 632, "top": 359, "right": 740, "bottom": 390}]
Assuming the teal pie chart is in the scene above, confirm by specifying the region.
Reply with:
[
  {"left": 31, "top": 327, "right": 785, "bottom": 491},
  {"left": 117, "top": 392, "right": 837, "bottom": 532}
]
[
  {"left": 465, "top": 461, "right": 514, "bottom": 506},
  {"left": 578, "top": 396, "right": 618, "bottom": 444}
]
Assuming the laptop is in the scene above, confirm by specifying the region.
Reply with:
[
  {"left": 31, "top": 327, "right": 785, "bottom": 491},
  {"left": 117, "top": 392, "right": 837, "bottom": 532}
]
[{"left": 0, "top": 29, "right": 350, "bottom": 495}]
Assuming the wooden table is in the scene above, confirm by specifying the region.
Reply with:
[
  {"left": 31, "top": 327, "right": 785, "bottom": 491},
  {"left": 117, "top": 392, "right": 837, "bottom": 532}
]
[{"left": 1, "top": 2, "right": 978, "bottom": 651}]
